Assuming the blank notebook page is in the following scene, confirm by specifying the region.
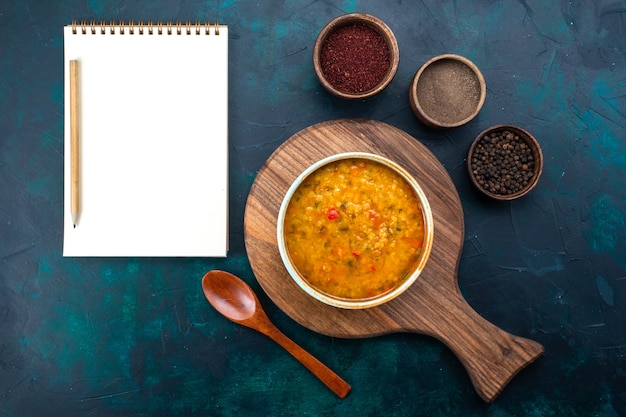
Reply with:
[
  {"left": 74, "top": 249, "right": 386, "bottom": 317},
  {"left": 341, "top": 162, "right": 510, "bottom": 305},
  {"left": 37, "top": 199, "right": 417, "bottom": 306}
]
[{"left": 63, "top": 22, "right": 228, "bottom": 257}]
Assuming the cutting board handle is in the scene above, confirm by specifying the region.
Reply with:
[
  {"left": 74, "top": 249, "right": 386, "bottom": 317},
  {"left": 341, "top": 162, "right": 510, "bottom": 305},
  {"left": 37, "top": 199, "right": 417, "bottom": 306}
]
[{"left": 421, "top": 287, "right": 544, "bottom": 402}]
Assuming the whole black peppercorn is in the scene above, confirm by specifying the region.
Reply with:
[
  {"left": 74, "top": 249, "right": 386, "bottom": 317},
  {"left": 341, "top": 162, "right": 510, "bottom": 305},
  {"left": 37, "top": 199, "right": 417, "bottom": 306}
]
[{"left": 469, "top": 130, "right": 536, "bottom": 196}]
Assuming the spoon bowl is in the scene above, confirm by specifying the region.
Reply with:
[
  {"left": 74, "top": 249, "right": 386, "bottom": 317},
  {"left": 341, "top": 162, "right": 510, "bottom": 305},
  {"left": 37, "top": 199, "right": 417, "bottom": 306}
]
[
  {"left": 202, "top": 271, "right": 257, "bottom": 322},
  {"left": 201, "top": 270, "right": 351, "bottom": 398}
]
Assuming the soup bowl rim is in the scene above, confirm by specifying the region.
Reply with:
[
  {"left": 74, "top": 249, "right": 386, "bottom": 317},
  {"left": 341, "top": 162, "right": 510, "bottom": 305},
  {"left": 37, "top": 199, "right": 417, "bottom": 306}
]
[{"left": 276, "top": 151, "right": 434, "bottom": 309}]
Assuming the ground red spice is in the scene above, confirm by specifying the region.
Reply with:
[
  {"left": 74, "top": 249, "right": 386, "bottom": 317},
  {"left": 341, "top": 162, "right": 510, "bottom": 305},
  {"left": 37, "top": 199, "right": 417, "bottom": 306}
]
[{"left": 320, "top": 24, "right": 390, "bottom": 94}]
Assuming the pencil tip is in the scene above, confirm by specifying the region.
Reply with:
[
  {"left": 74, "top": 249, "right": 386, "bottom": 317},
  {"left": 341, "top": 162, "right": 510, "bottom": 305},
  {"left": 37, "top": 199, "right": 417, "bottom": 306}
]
[{"left": 73, "top": 224, "right": 76, "bottom": 228}]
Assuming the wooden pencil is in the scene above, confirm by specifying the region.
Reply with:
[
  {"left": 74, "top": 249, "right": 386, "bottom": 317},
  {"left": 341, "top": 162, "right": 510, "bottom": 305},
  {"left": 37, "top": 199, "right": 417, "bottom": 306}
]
[{"left": 70, "top": 59, "right": 80, "bottom": 227}]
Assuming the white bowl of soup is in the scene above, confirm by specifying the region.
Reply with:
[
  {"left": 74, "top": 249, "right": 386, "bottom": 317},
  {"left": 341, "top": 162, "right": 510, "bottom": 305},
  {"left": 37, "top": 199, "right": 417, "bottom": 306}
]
[{"left": 277, "top": 152, "right": 434, "bottom": 309}]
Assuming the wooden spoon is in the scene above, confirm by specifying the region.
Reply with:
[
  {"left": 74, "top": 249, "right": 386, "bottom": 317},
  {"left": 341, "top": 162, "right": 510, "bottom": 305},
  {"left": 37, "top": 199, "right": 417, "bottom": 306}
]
[{"left": 201, "top": 270, "right": 352, "bottom": 399}]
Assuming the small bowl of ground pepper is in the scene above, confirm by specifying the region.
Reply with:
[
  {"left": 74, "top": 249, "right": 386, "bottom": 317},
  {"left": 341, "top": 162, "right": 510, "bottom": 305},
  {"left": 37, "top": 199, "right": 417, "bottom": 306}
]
[
  {"left": 313, "top": 13, "right": 400, "bottom": 100},
  {"left": 467, "top": 125, "right": 543, "bottom": 200},
  {"left": 410, "top": 54, "right": 486, "bottom": 128}
]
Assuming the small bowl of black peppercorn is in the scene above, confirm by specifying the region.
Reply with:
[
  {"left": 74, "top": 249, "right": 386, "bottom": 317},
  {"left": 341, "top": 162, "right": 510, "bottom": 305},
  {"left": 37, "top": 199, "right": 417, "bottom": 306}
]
[{"left": 467, "top": 125, "right": 543, "bottom": 200}]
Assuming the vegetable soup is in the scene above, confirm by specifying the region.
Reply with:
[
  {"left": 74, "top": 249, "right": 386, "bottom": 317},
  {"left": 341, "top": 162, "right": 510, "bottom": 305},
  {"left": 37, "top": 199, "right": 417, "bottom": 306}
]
[{"left": 283, "top": 158, "right": 426, "bottom": 299}]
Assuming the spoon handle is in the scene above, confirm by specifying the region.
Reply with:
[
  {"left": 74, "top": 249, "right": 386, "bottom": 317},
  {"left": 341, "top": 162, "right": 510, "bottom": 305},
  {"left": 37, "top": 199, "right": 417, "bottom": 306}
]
[{"left": 260, "top": 322, "right": 351, "bottom": 398}]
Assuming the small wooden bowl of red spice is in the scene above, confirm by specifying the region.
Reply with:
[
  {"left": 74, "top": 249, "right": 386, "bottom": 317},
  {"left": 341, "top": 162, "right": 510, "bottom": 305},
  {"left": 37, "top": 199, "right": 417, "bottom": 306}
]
[
  {"left": 313, "top": 13, "right": 400, "bottom": 100},
  {"left": 410, "top": 54, "right": 486, "bottom": 128},
  {"left": 467, "top": 125, "right": 543, "bottom": 200},
  {"left": 277, "top": 152, "right": 434, "bottom": 309}
]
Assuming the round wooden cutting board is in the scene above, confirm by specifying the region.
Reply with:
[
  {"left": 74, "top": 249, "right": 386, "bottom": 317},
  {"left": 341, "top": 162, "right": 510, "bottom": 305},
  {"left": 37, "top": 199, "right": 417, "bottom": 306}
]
[{"left": 243, "top": 119, "right": 543, "bottom": 402}]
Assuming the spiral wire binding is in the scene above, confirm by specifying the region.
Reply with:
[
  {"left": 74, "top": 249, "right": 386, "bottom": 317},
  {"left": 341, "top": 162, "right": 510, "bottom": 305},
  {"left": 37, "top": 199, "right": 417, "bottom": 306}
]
[{"left": 71, "top": 20, "right": 221, "bottom": 35}]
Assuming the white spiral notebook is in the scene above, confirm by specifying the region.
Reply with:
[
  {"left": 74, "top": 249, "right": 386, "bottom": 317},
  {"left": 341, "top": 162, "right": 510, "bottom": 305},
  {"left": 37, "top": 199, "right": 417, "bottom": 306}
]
[{"left": 63, "top": 21, "right": 228, "bottom": 257}]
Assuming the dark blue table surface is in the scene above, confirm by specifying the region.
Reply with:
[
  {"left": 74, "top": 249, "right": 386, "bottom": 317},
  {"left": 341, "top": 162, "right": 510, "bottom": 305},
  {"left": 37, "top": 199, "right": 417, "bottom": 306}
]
[{"left": 1, "top": 1, "right": 625, "bottom": 416}]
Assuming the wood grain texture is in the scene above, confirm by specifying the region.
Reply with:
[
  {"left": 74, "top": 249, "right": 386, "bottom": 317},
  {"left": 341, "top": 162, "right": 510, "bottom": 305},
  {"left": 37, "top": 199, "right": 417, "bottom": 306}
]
[{"left": 244, "top": 119, "right": 544, "bottom": 402}]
